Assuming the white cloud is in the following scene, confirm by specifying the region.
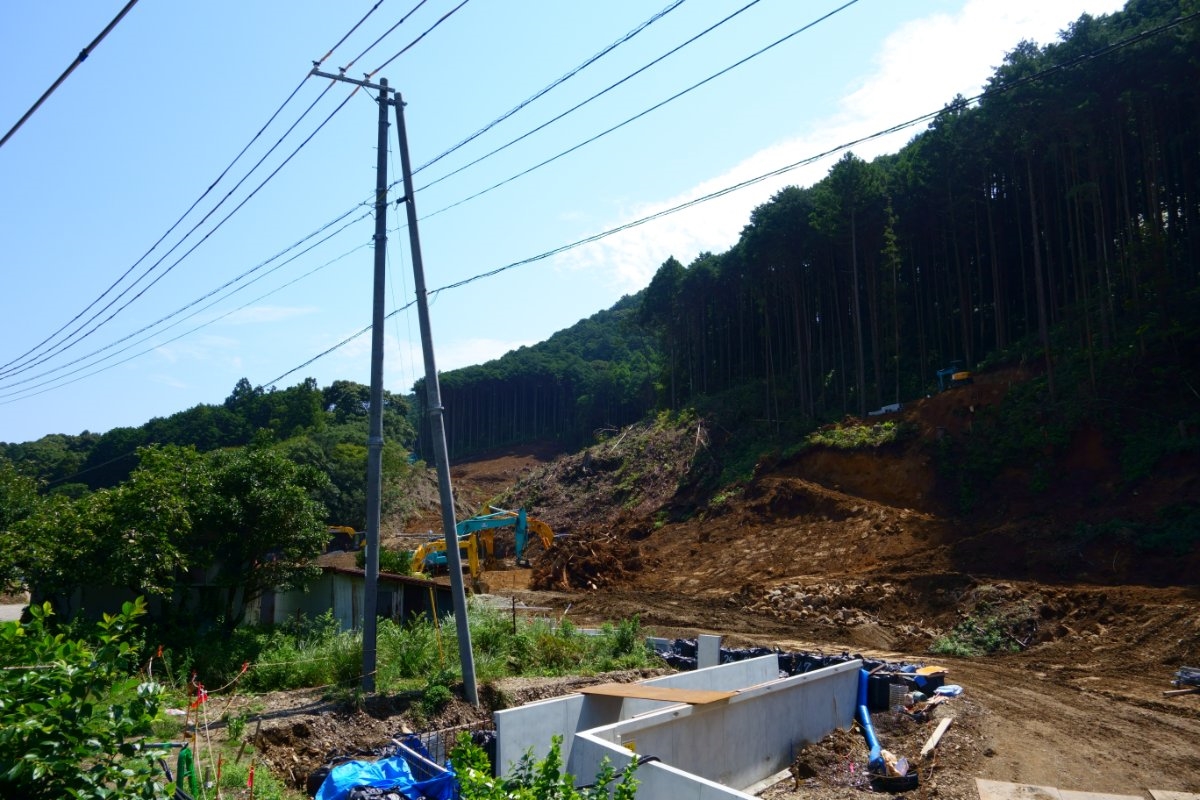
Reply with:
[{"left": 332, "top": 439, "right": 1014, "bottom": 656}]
[{"left": 558, "top": 0, "right": 1125, "bottom": 289}]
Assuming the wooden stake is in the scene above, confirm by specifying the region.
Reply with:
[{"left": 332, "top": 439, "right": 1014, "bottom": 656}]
[
  {"left": 920, "top": 716, "right": 954, "bottom": 759},
  {"left": 235, "top": 718, "right": 262, "bottom": 765}
]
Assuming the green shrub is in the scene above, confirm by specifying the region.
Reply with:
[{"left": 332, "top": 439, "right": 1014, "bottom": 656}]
[
  {"left": 356, "top": 547, "right": 414, "bottom": 575},
  {"left": 451, "top": 733, "right": 639, "bottom": 799},
  {"left": 1073, "top": 504, "right": 1200, "bottom": 556},
  {"left": 377, "top": 615, "right": 444, "bottom": 686},
  {"left": 929, "top": 589, "right": 1037, "bottom": 657},
  {"left": 0, "top": 598, "right": 169, "bottom": 799},
  {"left": 804, "top": 420, "right": 911, "bottom": 449},
  {"left": 225, "top": 711, "right": 248, "bottom": 742}
]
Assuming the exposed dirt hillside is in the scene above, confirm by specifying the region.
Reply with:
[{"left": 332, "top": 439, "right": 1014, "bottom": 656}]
[
  {"left": 252, "top": 370, "right": 1199, "bottom": 798},
  {"left": 469, "top": 369, "right": 1200, "bottom": 796}
]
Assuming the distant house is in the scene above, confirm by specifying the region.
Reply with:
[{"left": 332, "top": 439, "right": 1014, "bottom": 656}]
[
  {"left": 33, "top": 552, "right": 453, "bottom": 632},
  {"left": 249, "top": 553, "right": 454, "bottom": 631}
]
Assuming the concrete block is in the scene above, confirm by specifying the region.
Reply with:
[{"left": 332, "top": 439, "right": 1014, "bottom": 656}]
[{"left": 697, "top": 635, "right": 721, "bottom": 669}]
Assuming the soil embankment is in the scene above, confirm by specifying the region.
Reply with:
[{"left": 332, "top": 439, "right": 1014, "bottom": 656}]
[{"left": 256, "top": 376, "right": 1200, "bottom": 796}]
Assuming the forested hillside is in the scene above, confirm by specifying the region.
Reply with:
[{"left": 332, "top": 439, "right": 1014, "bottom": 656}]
[
  {"left": 1, "top": 378, "right": 419, "bottom": 528},
  {"left": 413, "top": 296, "right": 660, "bottom": 458},
  {"left": 5, "top": 0, "right": 1198, "bottom": 520},
  {"left": 425, "top": 0, "right": 1200, "bottom": 461}
]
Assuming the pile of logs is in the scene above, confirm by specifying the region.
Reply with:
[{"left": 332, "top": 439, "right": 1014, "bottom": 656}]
[{"left": 531, "top": 525, "right": 646, "bottom": 590}]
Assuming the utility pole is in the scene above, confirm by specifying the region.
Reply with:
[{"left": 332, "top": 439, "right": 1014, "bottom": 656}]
[
  {"left": 310, "top": 68, "right": 477, "bottom": 704},
  {"left": 360, "top": 76, "right": 390, "bottom": 693},
  {"left": 393, "top": 92, "right": 478, "bottom": 707}
]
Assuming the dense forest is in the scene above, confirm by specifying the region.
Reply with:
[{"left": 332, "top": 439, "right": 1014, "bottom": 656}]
[
  {"left": 1, "top": 378, "right": 418, "bottom": 528},
  {"left": 4, "top": 0, "right": 1198, "bottom": 493},
  {"left": 416, "top": 0, "right": 1200, "bottom": 457},
  {"left": 412, "top": 297, "right": 660, "bottom": 457}
]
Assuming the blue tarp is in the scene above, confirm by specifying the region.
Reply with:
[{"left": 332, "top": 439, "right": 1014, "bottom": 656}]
[{"left": 314, "top": 750, "right": 457, "bottom": 800}]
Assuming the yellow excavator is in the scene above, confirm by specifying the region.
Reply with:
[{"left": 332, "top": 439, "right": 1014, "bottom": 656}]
[
  {"left": 326, "top": 525, "right": 365, "bottom": 551},
  {"left": 411, "top": 506, "right": 554, "bottom": 578}
]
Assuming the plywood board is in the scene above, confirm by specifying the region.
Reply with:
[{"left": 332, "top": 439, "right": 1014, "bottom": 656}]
[
  {"left": 1060, "top": 791, "right": 1145, "bottom": 800},
  {"left": 976, "top": 779, "right": 1142, "bottom": 800},
  {"left": 1148, "top": 792, "right": 1200, "bottom": 800},
  {"left": 976, "top": 778, "right": 1063, "bottom": 800},
  {"left": 577, "top": 683, "right": 734, "bottom": 705}
]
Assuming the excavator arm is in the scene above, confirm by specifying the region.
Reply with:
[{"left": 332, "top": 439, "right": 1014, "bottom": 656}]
[
  {"left": 518, "top": 517, "right": 555, "bottom": 565},
  {"left": 409, "top": 506, "right": 554, "bottom": 577}
]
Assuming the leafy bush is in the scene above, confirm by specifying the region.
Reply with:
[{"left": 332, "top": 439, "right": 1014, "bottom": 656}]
[
  {"left": 355, "top": 546, "right": 414, "bottom": 575},
  {"left": 930, "top": 588, "right": 1038, "bottom": 657},
  {"left": 804, "top": 420, "right": 911, "bottom": 449},
  {"left": 0, "top": 597, "right": 169, "bottom": 799},
  {"left": 1073, "top": 504, "right": 1200, "bottom": 556},
  {"left": 451, "top": 734, "right": 639, "bottom": 800}
]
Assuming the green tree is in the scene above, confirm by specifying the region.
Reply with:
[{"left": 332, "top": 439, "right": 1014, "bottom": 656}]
[
  {"left": 14, "top": 493, "right": 97, "bottom": 612},
  {"left": 812, "top": 152, "right": 886, "bottom": 416},
  {"left": 192, "top": 444, "right": 330, "bottom": 628},
  {"left": 0, "top": 458, "right": 41, "bottom": 588},
  {"left": 96, "top": 446, "right": 208, "bottom": 599},
  {"left": 16, "top": 446, "right": 207, "bottom": 608}
]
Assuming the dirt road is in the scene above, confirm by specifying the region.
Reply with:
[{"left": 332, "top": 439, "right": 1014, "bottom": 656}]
[{"left": 454, "top": 436, "right": 1200, "bottom": 797}]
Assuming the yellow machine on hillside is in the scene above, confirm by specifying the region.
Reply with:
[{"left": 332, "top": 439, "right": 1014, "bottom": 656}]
[
  {"left": 936, "top": 360, "right": 974, "bottom": 391},
  {"left": 411, "top": 506, "right": 554, "bottom": 578},
  {"left": 326, "top": 525, "right": 365, "bottom": 551}
]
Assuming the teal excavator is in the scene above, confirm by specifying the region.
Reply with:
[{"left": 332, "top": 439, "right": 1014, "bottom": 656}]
[{"left": 411, "top": 507, "right": 554, "bottom": 578}]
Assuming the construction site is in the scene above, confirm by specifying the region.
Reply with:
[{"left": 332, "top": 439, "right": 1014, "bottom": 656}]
[{"left": 243, "top": 368, "right": 1199, "bottom": 799}]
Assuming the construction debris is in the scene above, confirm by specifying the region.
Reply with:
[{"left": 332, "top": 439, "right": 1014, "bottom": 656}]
[
  {"left": 1171, "top": 666, "right": 1200, "bottom": 687},
  {"left": 1163, "top": 666, "right": 1200, "bottom": 697},
  {"left": 530, "top": 524, "right": 646, "bottom": 590},
  {"left": 920, "top": 716, "right": 955, "bottom": 759}
]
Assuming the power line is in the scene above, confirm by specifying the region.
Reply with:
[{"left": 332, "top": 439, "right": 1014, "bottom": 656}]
[
  {"left": 2, "top": 0, "right": 480, "bottom": 395},
  {"left": 338, "top": 0, "right": 432, "bottom": 74},
  {"left": 416, "top": 0, "right": 764, "bottom": 193},
  {"left": 413, "top": 0, "right": 688, "bottom": 175},
  {"left": 419, "top": 0, "right": 862, "bottom": 221},
  {"left": 0, "top": 76, "right": 316, "bottom": 380},
  {"left": 0, "top": 209, "right": 371, "bottom": 397},
  {"left": 0, "top": 228, "right": 374, "bottom": 405},
  {"left": 257, "top": 10, "right": 1197, "bottom": 386},
  {"left": 0, "top": 0, "right": 140, "bottom": 150},
  {"left": 318, "top": 0, "right": 391, "bottom": 69},
  {"left": 367, "top": 0, "right": 474, "bottom": 78},
  {"left": 1, "top": 2, "right": 398, "bottom": 376},
  {"left": 15, "top": 0, "right": 702, "bottom": 386},
  {"left": 0, "top": 80, "right": 343, "bottom": 382},
  {"left": 0, "top": 81, "right": 351, "bottom": 383}
]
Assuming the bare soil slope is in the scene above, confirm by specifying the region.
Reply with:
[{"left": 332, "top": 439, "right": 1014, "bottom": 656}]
[
  {"left": 252, "top": 372, "right": 1199, "bottom": 798},
  {"left": 487, "top": 371, "right": 1200, "bottom": 796}
]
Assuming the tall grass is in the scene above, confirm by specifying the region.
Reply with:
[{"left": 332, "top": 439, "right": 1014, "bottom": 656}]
[{"left": 164, "top": 605, "right": 662, "bottom": 697}]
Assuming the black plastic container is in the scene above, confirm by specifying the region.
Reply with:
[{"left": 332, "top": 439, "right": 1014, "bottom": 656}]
[{"left": 867, "top": 674, "right": 894, "bottom": 710}]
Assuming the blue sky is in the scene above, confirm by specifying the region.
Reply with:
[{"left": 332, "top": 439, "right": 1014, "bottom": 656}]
[{"left": 0, "top": 0, "right": 1124, "bottom": 443}]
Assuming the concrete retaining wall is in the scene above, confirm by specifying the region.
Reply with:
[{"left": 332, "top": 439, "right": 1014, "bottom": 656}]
[
  {"left": 494, "top": 655, "right": 781, "bottom": 776},
  {"left": 494, "top": 656, "right": 862, "bottom": 799}
]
